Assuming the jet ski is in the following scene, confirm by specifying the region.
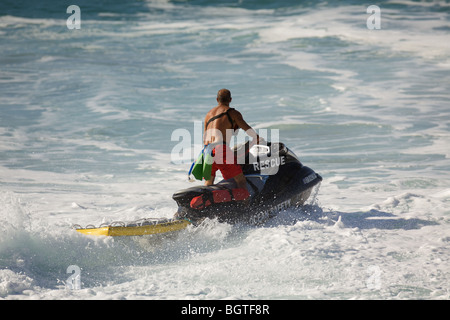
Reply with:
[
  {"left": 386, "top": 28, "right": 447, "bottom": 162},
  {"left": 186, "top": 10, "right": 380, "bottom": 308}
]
[
  {"left": 74, "top": 142, "right": 322, "bottom": 237},
  {"left": 173, "top": 142, "right": 322, "bottom": 225}
]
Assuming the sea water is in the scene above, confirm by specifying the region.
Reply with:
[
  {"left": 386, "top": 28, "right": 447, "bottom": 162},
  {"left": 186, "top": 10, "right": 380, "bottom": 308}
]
[{"left": 0, "top": 0, "right": 449, "bottom": 300}]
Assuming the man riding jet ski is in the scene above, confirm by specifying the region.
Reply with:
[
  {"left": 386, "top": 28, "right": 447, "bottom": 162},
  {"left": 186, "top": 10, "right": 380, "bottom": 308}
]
[
  {"left": 73, "top": 90, "right": 322, "bottom": 237},
  {"left": 173, "top": 89, "right": 322, "bottom": 225},
  {"left": 191, "top": 88, "right": 263, "bottom": 198}
]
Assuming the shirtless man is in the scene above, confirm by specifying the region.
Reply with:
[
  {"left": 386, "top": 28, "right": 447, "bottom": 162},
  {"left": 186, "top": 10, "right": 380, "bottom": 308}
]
[{"left": 203, "top": 89, "right": 262, "bottom": 191}]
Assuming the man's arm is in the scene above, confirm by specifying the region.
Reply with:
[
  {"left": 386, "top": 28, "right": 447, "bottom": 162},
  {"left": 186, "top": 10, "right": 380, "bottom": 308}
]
[
  {"left": 205, "top": 175, "right": 215, "bottom": 186},
  {"left": 230, "top": 109, "right": 263, "bottom": 144}
]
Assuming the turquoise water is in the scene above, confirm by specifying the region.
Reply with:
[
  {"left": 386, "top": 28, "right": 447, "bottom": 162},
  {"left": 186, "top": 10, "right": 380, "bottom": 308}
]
[{"left": 0, "top": 0, "right": 449, "bottom": 300}]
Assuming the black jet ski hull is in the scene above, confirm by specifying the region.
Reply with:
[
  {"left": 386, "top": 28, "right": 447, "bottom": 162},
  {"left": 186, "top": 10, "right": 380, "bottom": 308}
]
[{"left": 173, "top": 142, "right": 322, "bottom": 225}]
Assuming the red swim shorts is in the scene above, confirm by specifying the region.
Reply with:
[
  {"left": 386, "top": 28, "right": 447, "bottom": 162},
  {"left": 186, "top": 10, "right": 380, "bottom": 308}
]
[{"left": 210, "top": 143, "right": 243, "bottom": 180}]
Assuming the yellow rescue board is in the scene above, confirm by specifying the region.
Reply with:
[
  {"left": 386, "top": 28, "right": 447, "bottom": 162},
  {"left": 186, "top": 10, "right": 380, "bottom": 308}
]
[{"left": 75, "top": 219, "right": 191, "bottom": 237}]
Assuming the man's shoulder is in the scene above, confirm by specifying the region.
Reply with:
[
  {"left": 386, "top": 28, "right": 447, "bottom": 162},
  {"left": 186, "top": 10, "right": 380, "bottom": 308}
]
[
  {"left": 209, "top": 105, "right": 231, "bottom": 115},
  {"left": 227, "top": 107, "right": 242, "bottom": 117},
  {"left": 206, "top": 106, "right": 220, "bottom": 116}
]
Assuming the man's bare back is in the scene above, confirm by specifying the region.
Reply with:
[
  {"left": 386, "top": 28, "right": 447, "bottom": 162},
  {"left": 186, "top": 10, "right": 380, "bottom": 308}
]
[
  {"left": 203, "top": 89, "right": 262, "bottom": 193},
  {"left": 203, "top": 92, "right": 259, "bottom": 146}
]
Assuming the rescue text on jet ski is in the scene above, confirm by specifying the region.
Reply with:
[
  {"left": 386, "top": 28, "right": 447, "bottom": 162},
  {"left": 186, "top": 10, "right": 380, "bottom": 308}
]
[{"left": 253, "top": 155, "right": 286, "bottom": 171}]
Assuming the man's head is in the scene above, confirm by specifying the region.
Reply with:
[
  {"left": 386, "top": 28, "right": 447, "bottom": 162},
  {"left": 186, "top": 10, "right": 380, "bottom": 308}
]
[{"left": 217, "top": 89, "right": 232, "bottom": 105}]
